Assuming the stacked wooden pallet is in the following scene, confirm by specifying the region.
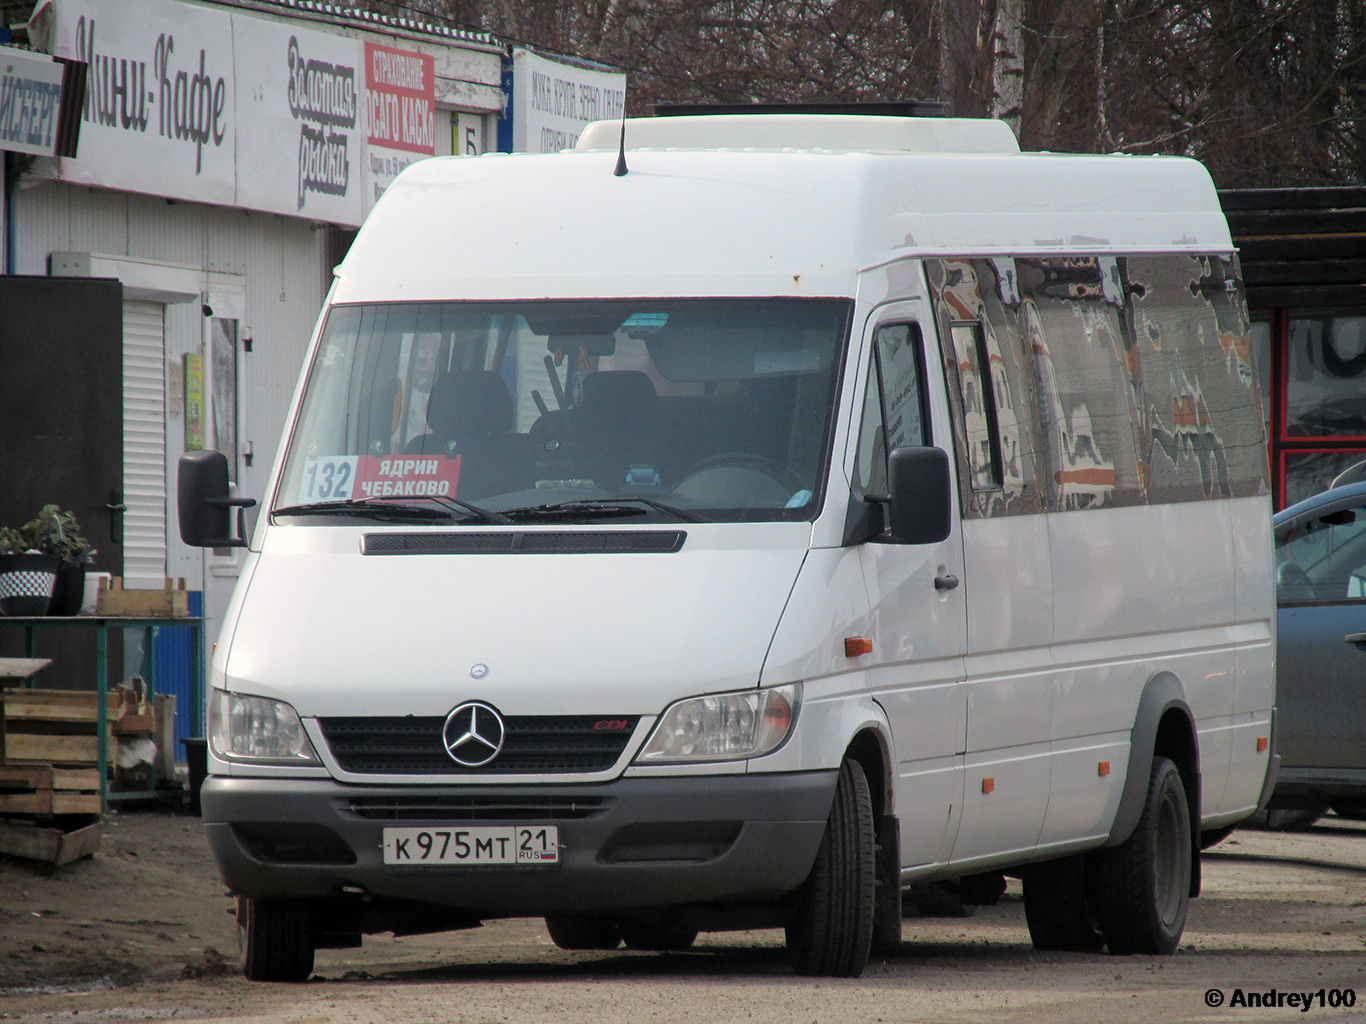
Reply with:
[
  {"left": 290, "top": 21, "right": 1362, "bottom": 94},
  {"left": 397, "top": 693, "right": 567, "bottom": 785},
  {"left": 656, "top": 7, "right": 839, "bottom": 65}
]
[
  {"left": 0, "top": 763, "right": 101, "bottom": 815},
  {"left": 0, "top": 685, "right": 166, "bottom": 808}
]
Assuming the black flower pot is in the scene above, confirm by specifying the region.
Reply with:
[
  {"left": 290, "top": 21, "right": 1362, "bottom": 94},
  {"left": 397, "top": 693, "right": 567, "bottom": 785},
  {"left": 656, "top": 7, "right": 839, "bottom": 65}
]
[
  {"left": 0, "top": 552, "right": 60, "bottom": 616},
  {"left": 48, "top": 560, "right": 88, "bottom": 616}
]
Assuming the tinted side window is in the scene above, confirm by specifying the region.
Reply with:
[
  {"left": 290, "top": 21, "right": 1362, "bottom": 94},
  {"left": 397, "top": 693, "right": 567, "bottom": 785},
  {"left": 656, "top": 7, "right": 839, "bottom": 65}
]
[
  {"left": 854, "top": 322, "right": 929, "bottom": 498},
  {"left": 927, "top": 259, "right": 1048, "bottom": 519},
  {"left": 1276, "top": 506, "right": 1366, "bottom": 603},
  {"left": 927, "top": 253, "right": 1268, "bottom": 517}
]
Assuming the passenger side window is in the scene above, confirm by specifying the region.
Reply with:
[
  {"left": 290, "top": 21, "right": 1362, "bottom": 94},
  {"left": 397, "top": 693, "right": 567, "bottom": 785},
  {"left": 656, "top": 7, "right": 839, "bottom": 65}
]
[
  {"left": 1276, "top": 505, "right": 1366, "bottom": 603},
  {"left": 949, "top": 321, "right": 1003, "bottom": 491},
  {"left": 854, "top": 322, "right": 929, "bottom": 497}
]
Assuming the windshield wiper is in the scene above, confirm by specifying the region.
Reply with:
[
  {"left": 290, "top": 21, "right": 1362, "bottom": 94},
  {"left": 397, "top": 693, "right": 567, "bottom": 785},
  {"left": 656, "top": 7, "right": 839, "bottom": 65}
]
[
  {"left": 272, "top": 498, "right": 465, "bottom": 523},
  {"left": 423, "top": 494, "right": 513, "bottom": 525},
  {"left": 274, "top": 494, "right": 513, "bottom": 526},
  {"left": 502, "top": 498, "right": 711, "bottom": 523}
]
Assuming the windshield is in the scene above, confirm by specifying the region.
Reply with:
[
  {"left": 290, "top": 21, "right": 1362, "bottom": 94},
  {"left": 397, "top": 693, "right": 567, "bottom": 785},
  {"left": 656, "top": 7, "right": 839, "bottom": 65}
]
[{"left": 276, "top": 299, "right": 851, "bottom": 523}]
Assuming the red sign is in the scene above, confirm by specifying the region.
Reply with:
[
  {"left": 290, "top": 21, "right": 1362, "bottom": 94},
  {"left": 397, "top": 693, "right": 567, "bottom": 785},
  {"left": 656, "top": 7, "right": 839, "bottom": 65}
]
[
  {"left": 365, "top": 42, "right": 435, "bottom": 154},
  {"left": 354, "top": 455, "right": 461, "bottom": 498}
]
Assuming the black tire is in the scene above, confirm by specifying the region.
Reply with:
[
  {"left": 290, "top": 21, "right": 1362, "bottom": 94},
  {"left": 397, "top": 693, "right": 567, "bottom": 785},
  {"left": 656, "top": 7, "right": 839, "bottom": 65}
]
[
  {"left": 619, "top": 919, "right": 698, "bottom": 951},
  {"left": 238, "top": 896, "right": 315, "bottom": 982},
  {"left": 544, "top": 915, "right": 622, "bottom": 950},
  {"left": 1021, "top": 855, "right": 1103, "bottom": 952},
  {"left": 1091, "top": 757, "right": 1192, "bottom": 955},
  {"left": 786, "top": 758, "right": 876, "bottom": 977}
]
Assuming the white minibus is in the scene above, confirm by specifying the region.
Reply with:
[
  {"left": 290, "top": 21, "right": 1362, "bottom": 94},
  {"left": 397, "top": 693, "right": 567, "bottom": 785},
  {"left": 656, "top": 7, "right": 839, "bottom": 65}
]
[{"left": 179, "top": 113, "right": 1277, "bottom": 981}]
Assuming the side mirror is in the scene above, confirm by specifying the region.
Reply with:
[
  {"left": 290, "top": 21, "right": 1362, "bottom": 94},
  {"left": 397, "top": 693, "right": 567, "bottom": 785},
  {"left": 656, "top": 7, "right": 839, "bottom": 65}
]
[
  {"left": 885, "top": 446, "right": 952, "bottom": 545},
  {"left": 178, "top": 450, "right": 257, "bottom": 548}
]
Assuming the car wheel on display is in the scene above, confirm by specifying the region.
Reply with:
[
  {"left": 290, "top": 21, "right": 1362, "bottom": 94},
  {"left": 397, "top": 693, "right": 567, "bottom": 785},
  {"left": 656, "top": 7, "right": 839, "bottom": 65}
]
[
  {"left": 238, "top": 896, "right": 315, "bottom": 982},
  {"left": 1090, "top": 756, "right": 1192, "bottom": 955},
  {"left": 1021, "top": 855, "right": 1104, "bottom": 952},
  {"left": 785, "top": 757, "right": 876, "bottom": 977},
  {"left": 619, "top": 918, "right": 699, "bottom": 951},
  {"left": 544, "top": 915, "right": 623, "bottom": 950}
]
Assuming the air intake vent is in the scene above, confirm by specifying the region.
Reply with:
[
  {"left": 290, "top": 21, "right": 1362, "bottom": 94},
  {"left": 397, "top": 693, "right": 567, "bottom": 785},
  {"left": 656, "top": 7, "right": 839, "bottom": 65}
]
[
  {"left": 362, "top": 531, "right": 685, "bottom": 555},
  {"left": 348, "top": 794, "right": 611, "bottom": 821}
]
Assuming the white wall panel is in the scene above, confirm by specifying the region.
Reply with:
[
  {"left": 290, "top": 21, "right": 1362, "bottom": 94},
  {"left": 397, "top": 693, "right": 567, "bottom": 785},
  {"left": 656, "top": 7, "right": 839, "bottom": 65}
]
[{"left": 122, "top": 300, "right": 167, "bottom": 586}]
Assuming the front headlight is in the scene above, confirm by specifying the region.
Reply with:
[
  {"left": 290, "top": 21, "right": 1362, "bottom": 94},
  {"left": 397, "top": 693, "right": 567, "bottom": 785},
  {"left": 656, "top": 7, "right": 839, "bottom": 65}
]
[
  {"left": 636, "top": 683, "right": 800, "bottom": 763},
  {"left": 209, "top": 689, "right": 321, "bottom": 765}
]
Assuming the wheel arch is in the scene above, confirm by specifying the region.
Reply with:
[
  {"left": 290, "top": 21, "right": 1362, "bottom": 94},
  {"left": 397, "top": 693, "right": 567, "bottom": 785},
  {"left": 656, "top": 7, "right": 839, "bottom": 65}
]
[
  {"left": 1104, "top": 671, "right": 1202, "bottom": 896},
  {"left": 845, "top": 725, "right": 893, "bottom": 819}
]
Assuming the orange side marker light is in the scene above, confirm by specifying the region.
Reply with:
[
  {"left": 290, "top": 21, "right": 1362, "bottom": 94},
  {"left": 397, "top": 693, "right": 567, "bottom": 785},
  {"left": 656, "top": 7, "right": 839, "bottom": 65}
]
[
  {"left": 1098, "top": 761, "right": 1111, "bottom": 777},
  {"left": 981, "top": 777, "right": 995, "bottom": 794},
  {"left": 1257, "top": 737, "right": 1269, "bottom": 752},
  {"left": 844, "top": 637, "right": 873, "bottom": 658}
]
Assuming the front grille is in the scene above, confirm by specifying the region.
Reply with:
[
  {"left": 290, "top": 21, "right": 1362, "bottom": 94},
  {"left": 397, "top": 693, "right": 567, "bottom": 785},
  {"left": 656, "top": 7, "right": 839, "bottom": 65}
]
[
  {"left": 347, "top": 794, "right": 611, "bottom": 821},
  {"left": 319, "top": 715, "right": 640, "bottom": 774}
]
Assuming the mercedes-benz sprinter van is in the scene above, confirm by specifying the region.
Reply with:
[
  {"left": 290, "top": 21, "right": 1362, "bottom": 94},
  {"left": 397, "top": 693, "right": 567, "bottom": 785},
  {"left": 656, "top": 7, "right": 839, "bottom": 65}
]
[{"left": 179, "top": 113, "right": 1277, "bottom": 980}]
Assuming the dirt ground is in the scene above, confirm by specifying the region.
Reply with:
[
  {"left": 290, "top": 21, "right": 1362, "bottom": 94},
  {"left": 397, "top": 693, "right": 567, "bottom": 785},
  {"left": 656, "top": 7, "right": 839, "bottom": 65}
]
[{"left": 2, "top": 805, "right": 1366, "bottom": 1023}]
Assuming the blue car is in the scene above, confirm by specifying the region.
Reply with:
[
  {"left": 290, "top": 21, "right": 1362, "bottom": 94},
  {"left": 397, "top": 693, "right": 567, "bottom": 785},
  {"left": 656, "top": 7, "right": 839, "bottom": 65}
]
[{"left": 1267, "top": 479, "right": 1366, "bottom": 826}]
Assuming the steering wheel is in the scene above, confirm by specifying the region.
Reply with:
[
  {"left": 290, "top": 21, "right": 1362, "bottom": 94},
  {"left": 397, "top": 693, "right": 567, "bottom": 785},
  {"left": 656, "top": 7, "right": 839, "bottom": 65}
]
[{"left": 673, "top": 452, "right": 808, "bottom": 508}]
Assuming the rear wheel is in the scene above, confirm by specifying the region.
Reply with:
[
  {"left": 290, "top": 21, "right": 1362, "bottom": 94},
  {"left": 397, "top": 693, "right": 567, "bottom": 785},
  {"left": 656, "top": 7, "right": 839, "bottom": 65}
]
[
  {"left": 544, "top": 915, "right": 622, "bottom": 950},
  {"left": 1091, "top": 757, "right": 1192, "bottom": 955},
  {"left": 1021, "top": 855, "right": 1103, "bottom": 952},
  {"left": 238, "top": 896, "right": 315, "bottom": 982},
  {"left": 785, "top": 758, "right": 876, "bottom": 977}
]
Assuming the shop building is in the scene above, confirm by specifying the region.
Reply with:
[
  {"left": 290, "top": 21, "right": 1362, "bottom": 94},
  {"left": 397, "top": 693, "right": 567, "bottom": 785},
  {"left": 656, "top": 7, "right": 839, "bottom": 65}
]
[
  {"left": 1220, "top": 186, "right": 1366, "bottom": 509},
  {"left": 0, "top": 0, "right": 504, "bottom": 740}
]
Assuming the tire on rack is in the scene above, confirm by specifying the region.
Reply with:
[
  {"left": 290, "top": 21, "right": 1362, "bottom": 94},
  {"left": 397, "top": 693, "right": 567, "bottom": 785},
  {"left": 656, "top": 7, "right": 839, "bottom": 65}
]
[
  {"left": 544, "top": 915, "right": 623, "bottom": 950},
  {"left": 619, "top": 918, "right": 699, "bottom": 951},
  {"left": 238, "top": 896, "right": 315, "bottom": 982},
  {"left": 785, "top": 757, "right": 876, "bottom": 977},
  {"left": 1021, "top": 855, "right": 1104, "bottom": 952},
  {"left": 1090, "top": 756, "right": 1192, "bottom": 955}
]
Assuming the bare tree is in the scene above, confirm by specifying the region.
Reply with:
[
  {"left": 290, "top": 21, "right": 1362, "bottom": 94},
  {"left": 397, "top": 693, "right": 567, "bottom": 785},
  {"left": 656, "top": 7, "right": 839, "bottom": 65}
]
[{"left": 356, "top": 0, "right": 1366, "bottom": 184}]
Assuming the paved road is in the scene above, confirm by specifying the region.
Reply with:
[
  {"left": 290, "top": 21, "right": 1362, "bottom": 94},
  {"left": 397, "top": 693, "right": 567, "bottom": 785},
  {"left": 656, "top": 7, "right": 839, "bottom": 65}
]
[{"left": 5, "top": 815, "right": 1366, "bottom": 1023}]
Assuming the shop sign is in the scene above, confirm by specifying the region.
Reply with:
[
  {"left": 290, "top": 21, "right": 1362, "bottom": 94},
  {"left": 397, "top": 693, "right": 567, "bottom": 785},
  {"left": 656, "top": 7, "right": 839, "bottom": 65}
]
[
  {"left": 364, "top": 40, "right": 434, "bottom": 208},
  {"left": 55, "top": 0, "right": 235, "bottom": 205},
  {"left": 0, "top": 44, "right": 66, "bottom": 157},
  {"left": 503, "top": 48, "right": 624, "bottom": 154},
  {"left": 234, "top": 15, "right": 362, "bottom": 224}
]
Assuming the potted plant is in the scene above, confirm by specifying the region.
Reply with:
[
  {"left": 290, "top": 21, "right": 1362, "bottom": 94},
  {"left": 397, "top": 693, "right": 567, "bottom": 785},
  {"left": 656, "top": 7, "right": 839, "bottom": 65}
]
[{"left": 0, "top": 506, "right": 95, "bottom": 616}]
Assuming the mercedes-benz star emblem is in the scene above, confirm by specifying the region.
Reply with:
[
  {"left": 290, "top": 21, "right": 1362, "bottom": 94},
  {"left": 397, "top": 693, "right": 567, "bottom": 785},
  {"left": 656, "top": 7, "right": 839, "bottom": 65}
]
[
  {"left": 470, "top": 663, "right": 489, "bottom": 679},
  {"left": 442, "top": 701, "right": 505, "bottom": 768}
]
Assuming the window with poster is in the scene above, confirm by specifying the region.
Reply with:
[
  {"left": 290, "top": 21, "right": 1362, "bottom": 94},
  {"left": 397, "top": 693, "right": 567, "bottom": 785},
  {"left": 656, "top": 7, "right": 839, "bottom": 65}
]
[{"left": 1278, "top": 311, "right": 1366, "bottom": 508}]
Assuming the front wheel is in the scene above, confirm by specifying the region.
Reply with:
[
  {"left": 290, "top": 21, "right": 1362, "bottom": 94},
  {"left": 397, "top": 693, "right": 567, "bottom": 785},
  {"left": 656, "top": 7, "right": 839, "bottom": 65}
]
[
  {"left": 1091, "top": 756, "right": 1192, "bottom": 955},
  {"left": 238, "top": 896, "right": 315, "bottom": 982},
  {"left": 785, "top": 758, "right": 876, "bottom": 977}
]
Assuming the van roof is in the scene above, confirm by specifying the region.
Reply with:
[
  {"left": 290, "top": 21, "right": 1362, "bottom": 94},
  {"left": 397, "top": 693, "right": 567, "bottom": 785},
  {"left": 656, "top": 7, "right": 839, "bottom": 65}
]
[
  {"left": 576, "top": 114, "right": 1021, "bottom": 155},
  {"left": 335, "top": 122, "right": 1232, "bottom": 305}
]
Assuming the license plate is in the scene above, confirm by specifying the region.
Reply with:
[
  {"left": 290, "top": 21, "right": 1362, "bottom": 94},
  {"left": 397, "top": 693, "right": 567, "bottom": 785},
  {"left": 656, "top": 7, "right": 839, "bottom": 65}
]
[{"left": 382, "top": 825, "right": 559, "bottom": 866}]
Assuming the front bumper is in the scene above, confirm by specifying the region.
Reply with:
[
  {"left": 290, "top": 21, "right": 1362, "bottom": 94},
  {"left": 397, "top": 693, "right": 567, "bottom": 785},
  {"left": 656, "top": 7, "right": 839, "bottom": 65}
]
[{"left": 201, "top": 770, "right": 836, "bottom": 915}]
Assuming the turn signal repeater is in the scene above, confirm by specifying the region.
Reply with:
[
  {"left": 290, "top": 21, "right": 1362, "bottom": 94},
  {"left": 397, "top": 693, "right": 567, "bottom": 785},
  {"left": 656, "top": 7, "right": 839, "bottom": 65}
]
[
  {"left": 1257, "top": 736, "right": 1269, "bottom": 752},
  {"left": 844, "top": 637, "right": 873, "bottom": 658}
]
